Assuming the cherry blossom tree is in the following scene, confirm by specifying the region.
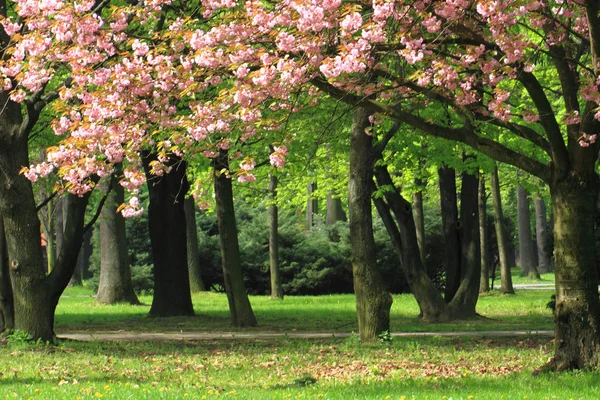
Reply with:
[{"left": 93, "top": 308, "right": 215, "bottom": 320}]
[{"left": 7, "top": 0, "right": 600, "bottom": 370}]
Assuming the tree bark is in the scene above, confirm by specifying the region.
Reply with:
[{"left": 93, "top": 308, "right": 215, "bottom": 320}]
[
  {"left": 96, "top": 173, "right": 139, "bottom": 305},
  {"left": 326, "top": 194, "right": 347, "bottom": 225},
  {"left": 534, "top": 195, "right": 551, "bottom": 274},
  {"left": 184, "top": 197, "right": 206, "bottom": 293},
  {"left": 269, "top": 174, "right": 283, "bottom": 300},
  {"left": 213, "top": 150, "right": 257, "bottom": 327},
  {"left": 479, "top": 177, "right": 490, "bottom": 293},
  {"left": 349, "top": 107, "right": 392, "bottom": 340},
  {"left": 142, "top": 152, "right": 194, "bottom": 317},
  {"left": 449, "top": 171, "right": 481, "bottom": 318},
  {"left": 55, "top": 197, "right": 64, "bottom": 259},
  {"left": 412, "top": 181, "right": 427, "bottom": 267},
  {"left": 375, "top": 164, "right": 481, "bottom": 321},
  {"left": 0, "top": 98, "right": 54, "bottom": 340},
  {"left": 517, "top": 185, "right": 540, "bottom": 279},
  {"left": 490, "top": 166, "right": 514, "bottom": 294},
  {"left": 0, "top": 216, "right": 14, "bottom": 333},
  {"left": 549, "top": 173, "right": 600, "bottom": 370},
  {"left": 438, "top": 166, "right": 461, "bottom": 301},
  {"left": 306, "top": 182, "right": 318, "bottom": 230}
]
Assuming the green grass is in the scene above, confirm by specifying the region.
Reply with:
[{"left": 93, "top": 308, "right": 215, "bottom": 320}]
[
  {"left": 508, "top": 268, "right": 555, "bottom": 285},
  {"left": 55, "top": 287, "right": 554, "bottom": 334},
  {"left": 3, "top": 283, "right": 593, "bottom": 399},
  {"left": 1, "top": 335, "right": 597, "bottom": 399}
]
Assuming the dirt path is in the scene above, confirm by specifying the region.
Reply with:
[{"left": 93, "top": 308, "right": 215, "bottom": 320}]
[{"left": 57, "top": 329, "right": 554, "bottom": 342}]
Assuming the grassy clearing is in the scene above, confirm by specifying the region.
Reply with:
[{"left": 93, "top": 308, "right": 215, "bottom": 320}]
[
  {"left": 508, "top": 268, "right": 555, "bottom": 285},
  {"left": 1, "top": 335, "right": 596, "bottom": 399},
  {"left": 2, "top": 283, "right": 588, "bottom": 399},
  {"left": 55, "top": 287, "right": 554, "bottom": 334}
]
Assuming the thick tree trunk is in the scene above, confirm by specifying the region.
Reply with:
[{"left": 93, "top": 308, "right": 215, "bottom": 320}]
[
  {"left": 412, "top": 182, "right": 427, "bottom": 267},
  {"left": 534, "top": 195, "right": 551, "bottom": 274},
  {"left": 184, "top": 197, "right": 206, "bottom": 293},
  {"left": 490, "top": 166, "right": 514, "bottom": 293},
  {"left": 326, "top": 194, "right": 347, "bottom": 225},
  {"left": 306, "top": 182, "right": 318, "bottom": 230},
  {"left": 96, "top": 174, "right": 139, "bottom": 305},
  {"left": 447, "top": 171, "right": 481, "bottom": 318},
  {"left": 517, "top": 185, "right": 540, "bottom": 279},
  {"left": 269, "top": 174, "right": 283, "bottom": 300},
  {"left": 213, "top": 151, "right": 257, "bottom": 327},
  {"left": 438, "top": 166, "right": 461, "bottom": 301},
  {"left": 349, "top": 107, "right": 392, "bottom": 340},
  {"left": 0, "top": 99, "right": 54, "bottom": 341},
  {"left": 549, "top": 174, "right": 600, "bottom": 370},
  {"left": 0, "top": 216, "right": 14, "bottom": 333},
  {"left": 142, "top": 152, "right": 194, "bottom": 317},
  {"left": 479, "top": 177, "right": 490, "bottom": 293}
]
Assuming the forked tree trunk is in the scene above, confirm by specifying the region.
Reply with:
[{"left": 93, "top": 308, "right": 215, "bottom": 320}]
[
  {"left": 96, "top": 174, "right": 139, "bottom": 305},
  {"left": 306, "top": 182, "right": 318, "bottom": 230},
  {"left": 549, "top": 174, "right": 600, "bottom": 370},
  {"left": 213, "top": 151, "right": 257, "bottom": 327},
  {"left": 490, "top": 166, "right": 514, "bottom": 294},
  {"left": 326, "top": 194, "right": 347, "bottom": 225},
  {"left": 142, "top": 152, "right": 194, "bottom": 317},
  {"left": 412, "top": 181, "right": 427, "bottom": 266},
  {"left": 534, "top": 195, "right": 551, "bottom": 274},
  {"left": 479, "top": 177, "right": 490, "bottom": 293},
  {"left": 374, "top": 164, "right": 481, "bottom": 321},
  {"left": 0, "top": 216, "right": 14, "bottom": 333},
  {"left": 349, "top": 107, "right": 392, "bottom": 340},
  {"left": 184, "top": 197, "right": 206, "bottom": 293},
  {"left": 517, "top": 185, "right": 540, "bottom": 279},
  {"left": 438, "top": 166, "right": 461, "bottom": 301},
  {"left": 269, "top": 174, "right": 283, "bottom": 300}
]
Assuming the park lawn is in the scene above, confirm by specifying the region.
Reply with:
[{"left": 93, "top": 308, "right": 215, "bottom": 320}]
[
  {"left": 54, "top": 286, "right": 554, "bottom": 334},
  {"left": 0, "top": 335, "right": 597, "bottom": 400},
  {"left": 509, "top": 268, "right": 555, "bottom": 285}
]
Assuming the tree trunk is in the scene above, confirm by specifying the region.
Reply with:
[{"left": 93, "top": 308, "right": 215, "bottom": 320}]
[
  {"left": 549, "top": 174, "right": 600, "bottom": 370},
  {"left": 438, "top": 166, "right": 461, "bottom": 301},
  {"left": 268, "top": 174, "right": 283, "bottom": 300},
  {"left": 81, "top": 229, "right": 93, "bottom": 280},
  {"left": 479, "top": 177, "right": 490, "bottom": 293},
  {"left": 0, "top": 216, "right": 14, "bottom": 333},
  {"left": 213, "top": 151, "right": 257, "bottom": 327},
  {"left": 326, "top": 194, "right": 347, "bottom": 224},
  {"left": 40, "top": 198, "right": 56, "bottom": 273},
  {"left": 448, "top": 171, "right": 481, "bottom": 318},
  {"left": 184, "top": 197, "right": 206, "bottom": 293},
  {"left": 490, "top": 166, "right": 514, "bottom": 294},
  {"left": 142, "top": 152, "right": 194, "bottom": 317},
  {"left": 349, "top": 107, "right": 392, "bottom": 340},
  {"left": 373, "top": 165, "right": 446, "bottom": 321},
  {"left": 96, "top": 174, "right": 139, "bottom": 305},
  {"left": 517, "top": 185, "right": 540, "bottom": 279},
  {"left": 55, "top": 197, "right": 64, "bottom": 259},
  {"left": 412, "top": 181, "right": 427, "bottom": 267},
  {"left": 0, "top": 99, "right": 54, "bottom": 341},
  {"left": 534, "top": 195, "right": 551, "bottom": 274},
  {"left": 69, "top": 249, "right": 83, "bottom": 286},
  {"left": 306, "top": 182, "right": 318, "bottom": 230}
]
